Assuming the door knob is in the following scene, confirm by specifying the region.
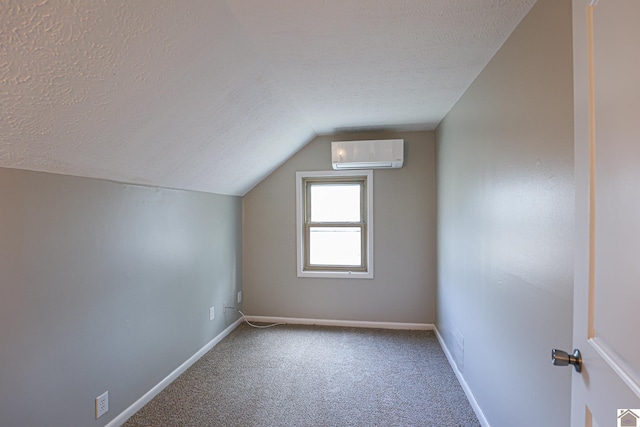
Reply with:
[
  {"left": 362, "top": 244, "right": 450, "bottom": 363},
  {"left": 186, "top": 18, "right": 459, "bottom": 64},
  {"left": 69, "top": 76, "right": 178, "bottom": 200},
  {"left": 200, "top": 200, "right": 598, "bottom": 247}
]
[{"left": 551, "top": 348, "right": 582, "bottom": 372}]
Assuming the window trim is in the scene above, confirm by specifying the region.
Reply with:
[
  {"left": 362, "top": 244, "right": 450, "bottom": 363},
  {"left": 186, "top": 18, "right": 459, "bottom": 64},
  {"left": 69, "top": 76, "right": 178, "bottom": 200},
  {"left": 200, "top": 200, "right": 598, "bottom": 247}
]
[{"left": 296, "top": 170, "right": 374, "bottom": 279}]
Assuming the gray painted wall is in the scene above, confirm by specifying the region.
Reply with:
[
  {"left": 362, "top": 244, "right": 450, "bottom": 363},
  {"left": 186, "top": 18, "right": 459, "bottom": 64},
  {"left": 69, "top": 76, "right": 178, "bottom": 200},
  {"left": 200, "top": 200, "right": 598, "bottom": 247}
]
[
  {"left": 243, "top": 131, "right": 437, "bottom": 323},
  {"left": 0, "top": 168, "right": 242, "bottom": 427},
  {"left": 436, "top": 0, "right": 574, "bottom": 425}
]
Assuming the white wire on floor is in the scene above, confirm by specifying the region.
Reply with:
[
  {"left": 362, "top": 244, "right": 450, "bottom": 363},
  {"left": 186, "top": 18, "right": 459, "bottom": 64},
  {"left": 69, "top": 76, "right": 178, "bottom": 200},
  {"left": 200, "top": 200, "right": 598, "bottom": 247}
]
[{"left": 237, "top": 309, "right": 285, "bottom": 329}]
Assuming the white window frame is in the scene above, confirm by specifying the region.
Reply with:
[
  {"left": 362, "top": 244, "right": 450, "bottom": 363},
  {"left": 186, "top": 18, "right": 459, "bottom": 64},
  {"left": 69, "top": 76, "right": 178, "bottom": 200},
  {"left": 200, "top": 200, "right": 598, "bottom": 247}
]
[{"left": 296, "top": 170, "right": 374, "bottom": 279}]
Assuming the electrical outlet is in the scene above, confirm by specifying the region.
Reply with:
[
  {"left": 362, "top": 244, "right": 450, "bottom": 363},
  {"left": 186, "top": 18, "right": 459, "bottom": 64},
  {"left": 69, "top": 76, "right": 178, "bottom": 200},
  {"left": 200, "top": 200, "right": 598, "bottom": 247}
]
[
  {"left": 237, "top": 291, "right": 242, "bottom": 304},
  {"left": 95, "top": 391, "right": 109, "bottom": 419},
  {"left": 209, "top": 306, "right": 215, "bottom": 320}
]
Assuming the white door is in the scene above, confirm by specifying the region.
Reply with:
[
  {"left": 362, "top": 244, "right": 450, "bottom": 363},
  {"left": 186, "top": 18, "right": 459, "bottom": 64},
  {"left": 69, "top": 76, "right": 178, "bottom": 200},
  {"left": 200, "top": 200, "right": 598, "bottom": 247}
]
[{"left": 571, "top": 1, "right": 640, "bottom": 426}]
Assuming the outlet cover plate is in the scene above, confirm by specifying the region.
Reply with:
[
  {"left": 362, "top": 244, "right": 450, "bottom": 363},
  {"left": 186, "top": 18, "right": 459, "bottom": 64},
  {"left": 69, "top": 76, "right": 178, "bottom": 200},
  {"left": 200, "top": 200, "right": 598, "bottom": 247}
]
[
  {"left": 209, "top": 306, "right": 215, "bottom": 320},
  {"left": 237, "top": 291, "right": 242, "bottom": 303},
  {"left": 96, "top": 391, "right": 109, "bottom": 419}
]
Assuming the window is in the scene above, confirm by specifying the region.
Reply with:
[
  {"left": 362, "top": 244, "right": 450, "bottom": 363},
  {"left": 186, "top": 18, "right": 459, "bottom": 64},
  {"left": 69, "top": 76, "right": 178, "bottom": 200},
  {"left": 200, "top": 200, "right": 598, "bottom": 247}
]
[{"left": 296, "top": 170, "right": 373, "bottom": 278}]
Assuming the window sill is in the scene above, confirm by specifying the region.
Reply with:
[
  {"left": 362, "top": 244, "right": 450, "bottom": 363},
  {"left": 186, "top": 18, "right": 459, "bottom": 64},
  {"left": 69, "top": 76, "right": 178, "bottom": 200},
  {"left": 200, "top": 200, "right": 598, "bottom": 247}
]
[{"left": 297, "top": 270, "right": 374, "bottom": 279}]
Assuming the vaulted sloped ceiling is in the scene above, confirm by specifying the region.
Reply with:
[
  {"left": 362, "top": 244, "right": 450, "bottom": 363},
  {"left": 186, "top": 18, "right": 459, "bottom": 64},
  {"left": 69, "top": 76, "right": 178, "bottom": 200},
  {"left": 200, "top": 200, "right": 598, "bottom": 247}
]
[{"left": 0, "top": 0, "right": 536, "bottom": 196}]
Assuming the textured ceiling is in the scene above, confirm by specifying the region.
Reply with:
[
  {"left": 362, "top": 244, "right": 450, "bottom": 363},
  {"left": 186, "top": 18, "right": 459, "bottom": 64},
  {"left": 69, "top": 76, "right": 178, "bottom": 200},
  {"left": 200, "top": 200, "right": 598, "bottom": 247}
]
[{"left": 0, "top": 0, "right": 536, "bottom": 196}]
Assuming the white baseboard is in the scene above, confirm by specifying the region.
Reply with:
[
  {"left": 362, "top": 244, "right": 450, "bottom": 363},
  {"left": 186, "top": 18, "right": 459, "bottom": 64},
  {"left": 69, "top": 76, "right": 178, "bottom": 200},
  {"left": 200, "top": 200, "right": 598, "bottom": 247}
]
[
  {"left": 434, "top": 326, "right": 490, "bottom": 427},
  {"left": 245, "top": 315, "right": 434, "bottom": 330},
  {"left": 106, "top": 317, "right": 244, "bottom": 427}
]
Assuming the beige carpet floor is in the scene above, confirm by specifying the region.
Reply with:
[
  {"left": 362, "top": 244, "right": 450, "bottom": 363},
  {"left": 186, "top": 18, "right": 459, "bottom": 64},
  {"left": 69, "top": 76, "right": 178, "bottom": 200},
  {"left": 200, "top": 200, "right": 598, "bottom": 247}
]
[{"left": 123, "top": 323, "right": 480, "bottom": 427}]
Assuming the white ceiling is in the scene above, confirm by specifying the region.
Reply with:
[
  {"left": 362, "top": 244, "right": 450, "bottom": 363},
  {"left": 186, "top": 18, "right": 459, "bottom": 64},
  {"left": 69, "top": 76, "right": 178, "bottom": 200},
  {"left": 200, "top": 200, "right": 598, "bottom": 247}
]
[{"left": 0, "top": 0, "right": 536, "bottom": 196}]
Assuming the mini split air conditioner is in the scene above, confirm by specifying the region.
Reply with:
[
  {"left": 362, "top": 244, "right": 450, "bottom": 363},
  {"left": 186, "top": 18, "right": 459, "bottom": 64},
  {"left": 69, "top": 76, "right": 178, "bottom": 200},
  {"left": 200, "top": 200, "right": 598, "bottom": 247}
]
[{"left": 331, "top": 139, "right": 404, "bottom": 170}]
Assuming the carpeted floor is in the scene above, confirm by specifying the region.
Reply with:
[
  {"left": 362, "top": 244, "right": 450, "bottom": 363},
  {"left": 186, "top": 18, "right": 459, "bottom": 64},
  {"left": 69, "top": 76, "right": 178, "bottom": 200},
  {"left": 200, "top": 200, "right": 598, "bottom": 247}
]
[{"left": 123, "top": 323, "right": 480, "bottom": 427}]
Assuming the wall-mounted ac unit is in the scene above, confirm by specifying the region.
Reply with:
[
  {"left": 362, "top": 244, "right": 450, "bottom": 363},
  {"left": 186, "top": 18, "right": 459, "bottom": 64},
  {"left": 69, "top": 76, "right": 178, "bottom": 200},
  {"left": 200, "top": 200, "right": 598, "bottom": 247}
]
[{"left": 331, "top": 139, "right": 404, "bottom": 170}]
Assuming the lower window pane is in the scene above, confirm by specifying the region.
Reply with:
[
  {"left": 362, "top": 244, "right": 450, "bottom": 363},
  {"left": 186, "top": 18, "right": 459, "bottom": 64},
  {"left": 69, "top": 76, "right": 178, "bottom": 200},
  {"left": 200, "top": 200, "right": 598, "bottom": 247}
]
[{"left": 309, "top": 227, "right": 361, "bottom": 266}]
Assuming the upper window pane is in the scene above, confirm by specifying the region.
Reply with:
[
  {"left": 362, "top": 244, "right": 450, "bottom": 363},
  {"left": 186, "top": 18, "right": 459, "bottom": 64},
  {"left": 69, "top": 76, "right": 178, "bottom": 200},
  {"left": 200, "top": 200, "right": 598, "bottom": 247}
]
[{"left": 309, "top": 183, "right": 361, "bottom": 222}]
